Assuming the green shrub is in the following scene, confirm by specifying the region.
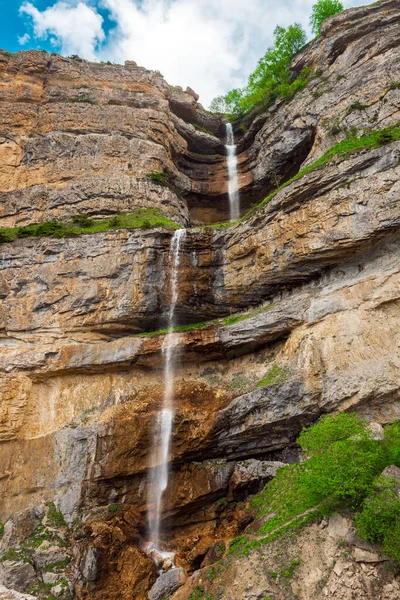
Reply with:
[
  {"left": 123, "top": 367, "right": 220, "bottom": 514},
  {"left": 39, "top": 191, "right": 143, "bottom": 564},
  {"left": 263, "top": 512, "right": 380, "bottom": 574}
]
[
  {"left": 310, "top": 0, "right": 344, "bottom": 36},
  {"left": 72, "top": 214, "right": 94, "bottom": 228},
  {"left": 47, "top": 502, "right": 66, "bottom": 527},
  {"left": 298, "top": 413, "right": 367, "bottom": 457},
  {"left": 108, "top": 216, "right": 122, "bottom": 227},
  {"left": 147, "top": 171, "right": 169, "bottom": 185},
  {"left": 382, "top": 422, "right": 400, "bottom": 466},
  {"left": 16, "top": 225, "right": 36, "bottom": 238},
  {"left": 376, "top": 130, "right": 395, "bottom": 146},
  {"left": 210, "top": 23, "right": 307, "bottom": 115},
  {"left": 300, "top": 437, "right": 386, "bottom": 505},
  {"left": 35, "top": 221, "right": 65, "bottom": 237},
  {"left": 355, "top": 475, "right": 400, "bottom": 563},
  {"left": 108, "top": 503, "right": 122, "bottom": 514},
  {"left": 0, "top": 523, "right": 4, "bottom": 537},
  {"left": 0, "top": 231, "right": 13, "bottom": 244}
]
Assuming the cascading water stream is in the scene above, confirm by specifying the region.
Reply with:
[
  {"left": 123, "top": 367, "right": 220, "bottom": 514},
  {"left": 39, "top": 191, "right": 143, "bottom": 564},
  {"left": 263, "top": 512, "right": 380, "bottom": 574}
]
[
  {"left": 147, "top": 228, "right": 186, "bottom": 555},
  {"left": 225, "top": 122, "right": 240, "bottom": 221}
]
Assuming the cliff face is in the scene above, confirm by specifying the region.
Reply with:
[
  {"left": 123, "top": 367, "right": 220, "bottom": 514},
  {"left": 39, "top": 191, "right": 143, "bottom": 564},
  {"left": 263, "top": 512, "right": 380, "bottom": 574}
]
[{"left": 0, "top": 1, "right": 400, "bottom": 598}]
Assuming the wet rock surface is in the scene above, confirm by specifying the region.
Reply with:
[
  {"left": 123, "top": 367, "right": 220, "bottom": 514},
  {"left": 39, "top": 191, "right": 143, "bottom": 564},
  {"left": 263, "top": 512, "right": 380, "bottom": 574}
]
[{"left": 0, "top": 1, "right": 399, "bottom": 599}]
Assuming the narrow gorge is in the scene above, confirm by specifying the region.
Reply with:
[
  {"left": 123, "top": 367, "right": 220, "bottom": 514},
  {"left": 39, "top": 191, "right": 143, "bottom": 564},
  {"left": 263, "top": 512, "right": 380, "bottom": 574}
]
[{"left": 0, "top": 1, "right": 400, "bottom": 599}]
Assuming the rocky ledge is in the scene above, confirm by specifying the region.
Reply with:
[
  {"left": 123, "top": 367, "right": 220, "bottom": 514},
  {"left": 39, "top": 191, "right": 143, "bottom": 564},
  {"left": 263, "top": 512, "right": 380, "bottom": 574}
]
[{"left": 0, "top": 1, "right": 400, "bottom": 599}]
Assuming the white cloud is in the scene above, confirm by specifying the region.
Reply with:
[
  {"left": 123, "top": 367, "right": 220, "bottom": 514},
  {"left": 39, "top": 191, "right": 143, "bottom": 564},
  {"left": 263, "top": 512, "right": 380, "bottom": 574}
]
[
  {"left": 18, "top": 0, "right": 376, "bottom": 106},
  {"left": 18, "top": 32, "right": 31, "bottom": 45},
  {"left": 19, "top": 1, "right": 105, "bottom": 60}
]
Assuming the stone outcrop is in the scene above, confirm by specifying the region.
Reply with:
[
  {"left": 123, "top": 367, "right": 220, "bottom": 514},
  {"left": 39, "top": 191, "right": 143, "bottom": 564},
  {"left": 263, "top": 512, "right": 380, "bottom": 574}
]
[
  {"left": 0, "top": 1, "right": 400, "bottom": 598},
  {"left": 172, "top": 514, "right": 400, "bottom": 600}
]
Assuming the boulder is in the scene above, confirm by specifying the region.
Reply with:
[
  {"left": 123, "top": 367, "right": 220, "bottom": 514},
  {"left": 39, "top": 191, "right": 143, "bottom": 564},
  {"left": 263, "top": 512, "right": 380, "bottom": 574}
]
[
  {"left": 353, "top": 548, "right": 387, "bottom": 563},
  {"left": 0, "top": 507, "right": 43, "bottom": 554},
  {"left": 0, "top": 561, "right": 36, "bottom": 593},
  {"left": 148, "top": 568, "right": 187, "bottom": 600},
  {"left": 80, "top": 546, "right": 99, "bottom": 582}
]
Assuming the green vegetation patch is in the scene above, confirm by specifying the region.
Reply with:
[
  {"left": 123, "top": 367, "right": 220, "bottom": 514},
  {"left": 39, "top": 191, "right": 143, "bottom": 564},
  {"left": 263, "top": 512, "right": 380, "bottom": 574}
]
[
  {"left": 147, "top": 171, "right": 169, "bottom": 186},
  {"left": 108, "top": 503, "right": 123, "bottom": 515},
  {"left": 226, "top": 414, "right": 400, "bottom": 561},
  {"left": 192, "top": 123, "right": 214, "bottom": 136},
  {"left": 0, "top": 208, "right": 180, "bottom": 244},
  {"left": 241, "top": 122, "right": 400, "bottom": 222},
  {"left": 135, "top": 302, "right": 275, "bottom": 338},
  {"left": 257, "top": 365, "right": 288, "bottom": 388},
  {"left": 47, "top": 502, "right": 67, "bottom": 528},
  {"left": 310, "top": 0, "right": 343, "bottom": 36}
]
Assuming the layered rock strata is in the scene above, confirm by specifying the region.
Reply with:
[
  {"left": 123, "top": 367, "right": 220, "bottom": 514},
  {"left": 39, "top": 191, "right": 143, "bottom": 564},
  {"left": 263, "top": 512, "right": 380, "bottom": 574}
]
[{"left": 0, "top": 0, "right": 400, "bottom": 598}]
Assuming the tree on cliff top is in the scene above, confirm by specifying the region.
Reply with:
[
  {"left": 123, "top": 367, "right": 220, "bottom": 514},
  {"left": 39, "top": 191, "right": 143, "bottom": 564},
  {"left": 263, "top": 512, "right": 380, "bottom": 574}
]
[
  {"left": 310, "top": 0, "right": 344, "bottom": 35},
  {"left": 210, "top": 23, "right": 307, "bottom": 115}
]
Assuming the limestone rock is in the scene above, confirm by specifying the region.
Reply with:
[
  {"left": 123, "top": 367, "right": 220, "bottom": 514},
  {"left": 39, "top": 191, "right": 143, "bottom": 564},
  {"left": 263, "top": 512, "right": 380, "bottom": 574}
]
[
  {"left": 148, "top": 568, "right": 186, "bottom": 600},
  {"left": 0, "top": 561, "right": 36, "bottom": 594},
  {"left": 0, "top": 587, "right": 35, "bottom": 600},
  {"left": 353, "top": 548, "right": 386, "bottom": 563},
  {"left": 0, "top": 507, "right": 43, "bottom": 554},
  {"left": 80, "top": 546, "right": 99, "bottom": 582}
]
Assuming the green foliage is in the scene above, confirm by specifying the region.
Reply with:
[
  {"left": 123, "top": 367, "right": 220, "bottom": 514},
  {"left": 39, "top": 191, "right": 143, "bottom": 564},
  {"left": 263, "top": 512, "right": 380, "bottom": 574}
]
[
  {"left": 147, "top": 171, "right": 169, "bottom": 185},
  {"left": 72, "top": 214, "right": 94, "bottom": 228},
  {"left": 108, "top": 503, "right": 123, "bottom": 514},
  {"left": 0, "top": 208, "right": 180, "bottom": 244},
  {"left": 108, "top": 215, "right": 122, "bottom": 227},
  {"left": 154, "top": 70, "right": 164, "bottom": 78},
  {"left": 241, "top": 122, "right": 400, "bottom": 222},
  {"left": 210, "top": 23, "right": 307, "bottom": 115},
  {"left": 279, "top": 559, "right": 301, "bottom": 578},
  {"left": 192, "top": 123, "right": 214, "bottom": 135},
  {"left": 189, "top": 586, "right": 216, "bottom": 600},
  {"left": 247, "top": 415, "right": 400, "bottom": 552},
  {"left": 0, "top": 231, "right": 13, "bottom": 244},
  {"left": 300, "top": 437, "right": 386, "bottom": 505},
  {"left": 355, "top": 475, "right": 400, "bottom": 563},
  {"left": 42, "top": 557, "right": 71, "bottom": 573},
  {"left": 0, "top": 523, "right": 3, "bottom": 537},
  {"left": 310, "top": 0, "right": 344, "bottom": 35},
  {"left": 298, "top": 413, "right": 367, "bottom": 457},
  {"left": 382, "top": 422, "right": 400, "bottom": 466},
  {"left": 257, "top": 365, "right": 287, "bottom": 388},
  {"left": 47, "top": 502, "right": 67, "bottom": 527}
]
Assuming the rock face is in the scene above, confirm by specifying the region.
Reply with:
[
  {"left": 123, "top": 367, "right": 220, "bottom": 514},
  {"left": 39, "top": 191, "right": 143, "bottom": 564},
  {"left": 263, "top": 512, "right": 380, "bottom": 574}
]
[
  {"left": 172, "top": 514, "right": 400, "bottom": 600},
  {"left": 0, "top": 1, "right": 400, "bottom": 599}
]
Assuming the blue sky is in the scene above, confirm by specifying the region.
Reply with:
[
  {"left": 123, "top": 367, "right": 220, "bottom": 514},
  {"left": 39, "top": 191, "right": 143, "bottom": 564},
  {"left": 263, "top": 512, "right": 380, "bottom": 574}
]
[{"left": 0, "top": 0, "right": 374, "bottom": 105}]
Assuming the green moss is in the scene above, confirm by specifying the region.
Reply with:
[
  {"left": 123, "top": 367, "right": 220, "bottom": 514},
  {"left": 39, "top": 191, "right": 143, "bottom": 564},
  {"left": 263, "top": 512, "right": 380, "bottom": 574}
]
[
  {"left": 0, "top": 208, "right": 180, "bottom": 244},
  {"left": 0, "top": 523, "right": 4, "bottom": 537}
]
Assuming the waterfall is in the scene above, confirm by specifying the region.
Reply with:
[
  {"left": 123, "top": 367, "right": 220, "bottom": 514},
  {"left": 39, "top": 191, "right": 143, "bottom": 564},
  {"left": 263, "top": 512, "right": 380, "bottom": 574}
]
[
  {"left": 148, "top": 228, "right": 186, "bottom": 552},
  {"left": 225, "top": 122, "right": 240, "bottom": 221}
]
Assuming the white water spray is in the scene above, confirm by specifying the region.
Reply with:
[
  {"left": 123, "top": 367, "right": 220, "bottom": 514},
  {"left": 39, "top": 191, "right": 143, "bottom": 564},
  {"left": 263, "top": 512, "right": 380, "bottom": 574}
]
[
  {"left": 225, "top": 123, "right": 240, "bottom": 221},
  {"left": 148, "top": 228, "right": 186, "bottom": 551}
]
